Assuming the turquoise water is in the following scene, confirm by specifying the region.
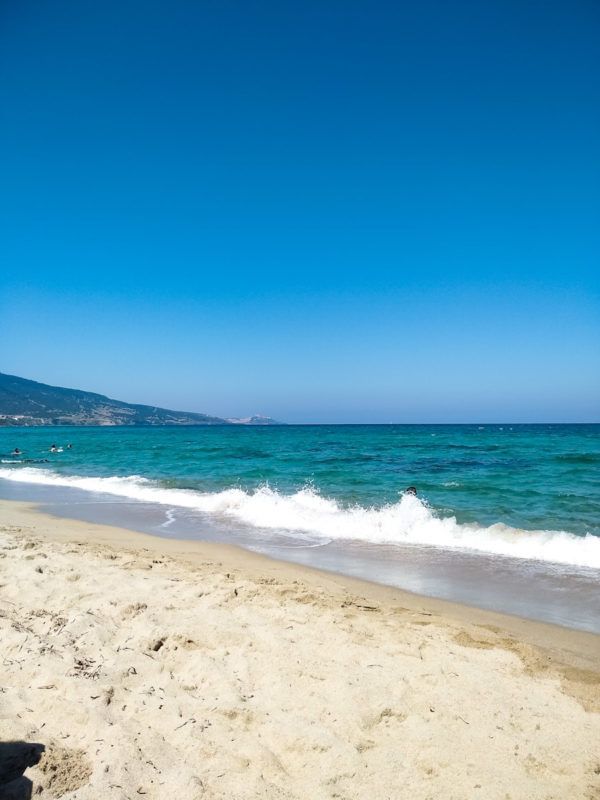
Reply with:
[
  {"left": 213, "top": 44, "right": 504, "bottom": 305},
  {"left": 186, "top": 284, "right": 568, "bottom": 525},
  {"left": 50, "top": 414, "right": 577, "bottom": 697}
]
[{"left": 1, "top": 424, "right": 599, "bottom": 568}]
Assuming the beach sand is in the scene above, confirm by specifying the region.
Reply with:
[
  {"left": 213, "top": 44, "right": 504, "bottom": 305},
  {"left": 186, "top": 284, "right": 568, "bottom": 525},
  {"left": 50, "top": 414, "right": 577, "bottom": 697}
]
[{"left": 1, "top": 500, "right": 599, "bottom": 799}]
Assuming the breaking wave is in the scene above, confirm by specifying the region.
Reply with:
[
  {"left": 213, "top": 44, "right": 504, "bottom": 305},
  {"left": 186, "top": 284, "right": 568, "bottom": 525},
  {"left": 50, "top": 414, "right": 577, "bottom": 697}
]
[{"left": 1, "top": 467, "right": 599, "bottom": 569}]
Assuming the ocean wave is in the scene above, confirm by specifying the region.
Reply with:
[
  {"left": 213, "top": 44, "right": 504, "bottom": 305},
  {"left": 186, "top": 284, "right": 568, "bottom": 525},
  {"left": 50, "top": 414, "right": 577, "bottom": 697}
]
[
  {"left": 1, "top": 467, "right": 599, "bottom": 569},
  {"left": 1, "top": 459, "right": 50, "bottom": 464}
]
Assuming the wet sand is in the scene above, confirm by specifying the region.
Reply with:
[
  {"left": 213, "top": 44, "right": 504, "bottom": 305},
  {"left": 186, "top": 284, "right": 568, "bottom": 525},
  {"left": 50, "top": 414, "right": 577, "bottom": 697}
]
[
  {"left": 1, "top": 499, "right": 599, "bottom": 799},
  {"left": 2, "top": 477, "right": 599, "bottom": 634}
]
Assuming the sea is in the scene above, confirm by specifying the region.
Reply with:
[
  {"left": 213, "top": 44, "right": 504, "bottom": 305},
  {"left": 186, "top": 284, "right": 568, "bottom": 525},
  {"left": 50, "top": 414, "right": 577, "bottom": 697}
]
[{"left": 1, "top": 424, "right": 599, "bottom": 633}]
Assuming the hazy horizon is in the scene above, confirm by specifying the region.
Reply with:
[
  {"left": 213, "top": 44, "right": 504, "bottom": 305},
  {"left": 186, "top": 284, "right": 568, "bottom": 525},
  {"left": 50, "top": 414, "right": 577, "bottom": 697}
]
[{"left": 1, "top": 370, "right": 597, "bottom": 426}]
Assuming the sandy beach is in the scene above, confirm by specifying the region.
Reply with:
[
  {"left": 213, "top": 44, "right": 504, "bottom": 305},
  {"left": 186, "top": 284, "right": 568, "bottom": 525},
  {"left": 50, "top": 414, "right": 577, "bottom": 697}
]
[{"left": 1, "top": 500, "right": 599, "bottom": 799}]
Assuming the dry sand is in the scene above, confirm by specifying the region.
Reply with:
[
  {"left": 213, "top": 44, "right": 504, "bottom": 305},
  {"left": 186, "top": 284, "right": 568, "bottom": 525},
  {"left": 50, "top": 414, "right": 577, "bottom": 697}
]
[{"left": 0, "top": 499, "right": 599, "bottom": 799}]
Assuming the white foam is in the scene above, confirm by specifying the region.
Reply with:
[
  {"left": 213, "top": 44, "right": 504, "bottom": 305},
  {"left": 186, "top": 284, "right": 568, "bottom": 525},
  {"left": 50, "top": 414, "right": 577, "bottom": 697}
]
[
  {"left": 160, "top": 508, "right": 177, "bottom": 529},
  {"left": 1, "top": 467, "right": 599, "bottom": 569}
]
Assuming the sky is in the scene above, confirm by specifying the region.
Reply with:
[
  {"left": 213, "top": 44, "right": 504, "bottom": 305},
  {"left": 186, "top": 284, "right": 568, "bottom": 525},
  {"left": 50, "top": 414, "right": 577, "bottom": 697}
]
[{"left": 1, "top": 0, "right": 599, "bottom": 423}]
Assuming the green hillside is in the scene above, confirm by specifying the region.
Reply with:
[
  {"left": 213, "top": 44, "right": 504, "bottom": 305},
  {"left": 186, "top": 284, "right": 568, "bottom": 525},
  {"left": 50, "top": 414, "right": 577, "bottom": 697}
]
[{"left": 0, "top": 372, "right": 229, "bottom": 427}]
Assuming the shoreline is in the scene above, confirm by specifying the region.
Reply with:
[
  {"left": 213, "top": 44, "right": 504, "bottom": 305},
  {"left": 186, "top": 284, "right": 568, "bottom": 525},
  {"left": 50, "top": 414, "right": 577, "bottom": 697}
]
[
  {"left": 1, "top": 499, "right": 599, "bottom": 798},
  {"left": 2, "top": 499, "right": 600, "bottom": 668},
  {"left": 2, "top": 476, "right": 599, "bottom": 635}
]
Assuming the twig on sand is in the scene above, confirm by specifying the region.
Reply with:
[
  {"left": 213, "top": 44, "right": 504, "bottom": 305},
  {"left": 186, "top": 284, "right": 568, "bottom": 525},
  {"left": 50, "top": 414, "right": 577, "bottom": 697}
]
[{"left": 174, "top": 718, "right": 196, "bottom": 730}]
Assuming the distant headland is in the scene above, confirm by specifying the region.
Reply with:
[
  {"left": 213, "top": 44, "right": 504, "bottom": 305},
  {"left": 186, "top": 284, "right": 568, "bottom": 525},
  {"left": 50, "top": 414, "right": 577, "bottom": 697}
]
[{"left": 0, "top": 372, "right": 281, "bottom": 427}]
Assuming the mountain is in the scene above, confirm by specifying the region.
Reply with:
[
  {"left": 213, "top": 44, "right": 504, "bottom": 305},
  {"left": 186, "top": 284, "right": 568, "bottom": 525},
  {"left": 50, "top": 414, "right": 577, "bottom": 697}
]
[{"left": 0, "top": 373, "right": 276, "bottom": 427}]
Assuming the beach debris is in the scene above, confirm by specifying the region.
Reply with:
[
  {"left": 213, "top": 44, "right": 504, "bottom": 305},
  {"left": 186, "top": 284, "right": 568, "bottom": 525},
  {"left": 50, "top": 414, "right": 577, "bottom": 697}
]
[
  {"left": 341, "top": 599, "right": 379, "bottom": 612},
  {"left": 174, "top": 718, "right": 196, "bottom": 730},
  {"left": 70, "top": 657, "right": 101, "bottom": 680}
]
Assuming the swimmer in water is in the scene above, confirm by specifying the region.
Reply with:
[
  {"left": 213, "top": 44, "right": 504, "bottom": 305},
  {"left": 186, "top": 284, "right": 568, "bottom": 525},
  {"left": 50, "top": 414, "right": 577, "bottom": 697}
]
[
  {"left": 13, "top": 448, "right": 20, "bottom": 455},
  {"left": 50, "top": 444, "right": 57, "bottom": 452},
  {"left": 406, "top": 486, "right": 418, "bottom": 497},
  {"left": 67, "top": 444, "right": 72, "bottom": 450}
]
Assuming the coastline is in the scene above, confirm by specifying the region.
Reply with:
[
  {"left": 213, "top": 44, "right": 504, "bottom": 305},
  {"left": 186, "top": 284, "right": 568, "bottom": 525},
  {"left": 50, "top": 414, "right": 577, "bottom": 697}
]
[
  {"left": 2, "top": 499, "right": 599, "bottom": 665},
  {"left": 2, "top": 475, "right": 599, "bottom": 635},
  {"left": 1, "top": 499, "right": 599, "bottom": 798}
]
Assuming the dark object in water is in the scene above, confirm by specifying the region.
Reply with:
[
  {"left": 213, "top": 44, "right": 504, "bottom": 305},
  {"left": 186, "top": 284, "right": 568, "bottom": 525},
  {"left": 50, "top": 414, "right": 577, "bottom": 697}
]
[{"left": 406, "top": 486, "right": 418, "bottom": 497}]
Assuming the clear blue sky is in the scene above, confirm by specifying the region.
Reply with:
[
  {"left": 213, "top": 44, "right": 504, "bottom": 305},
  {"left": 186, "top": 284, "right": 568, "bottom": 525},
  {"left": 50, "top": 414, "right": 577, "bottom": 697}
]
[{"left": 1, "top": 0, "right": 598, "bottom": 422}]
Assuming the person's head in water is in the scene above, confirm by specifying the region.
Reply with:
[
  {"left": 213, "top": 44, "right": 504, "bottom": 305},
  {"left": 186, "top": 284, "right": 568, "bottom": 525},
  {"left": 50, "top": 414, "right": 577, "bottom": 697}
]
[
  {"left": 50, "top": 444, "right": 56, "bottom": 452},
  {"left": 13, "top": 448, "right": 20, "bottom": 455},
  {"left": 67, "top": 444, "right": 72, "bottom": 450},
  {"left": 406, "top": 486, "right": 418, "bottom": 497}
]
